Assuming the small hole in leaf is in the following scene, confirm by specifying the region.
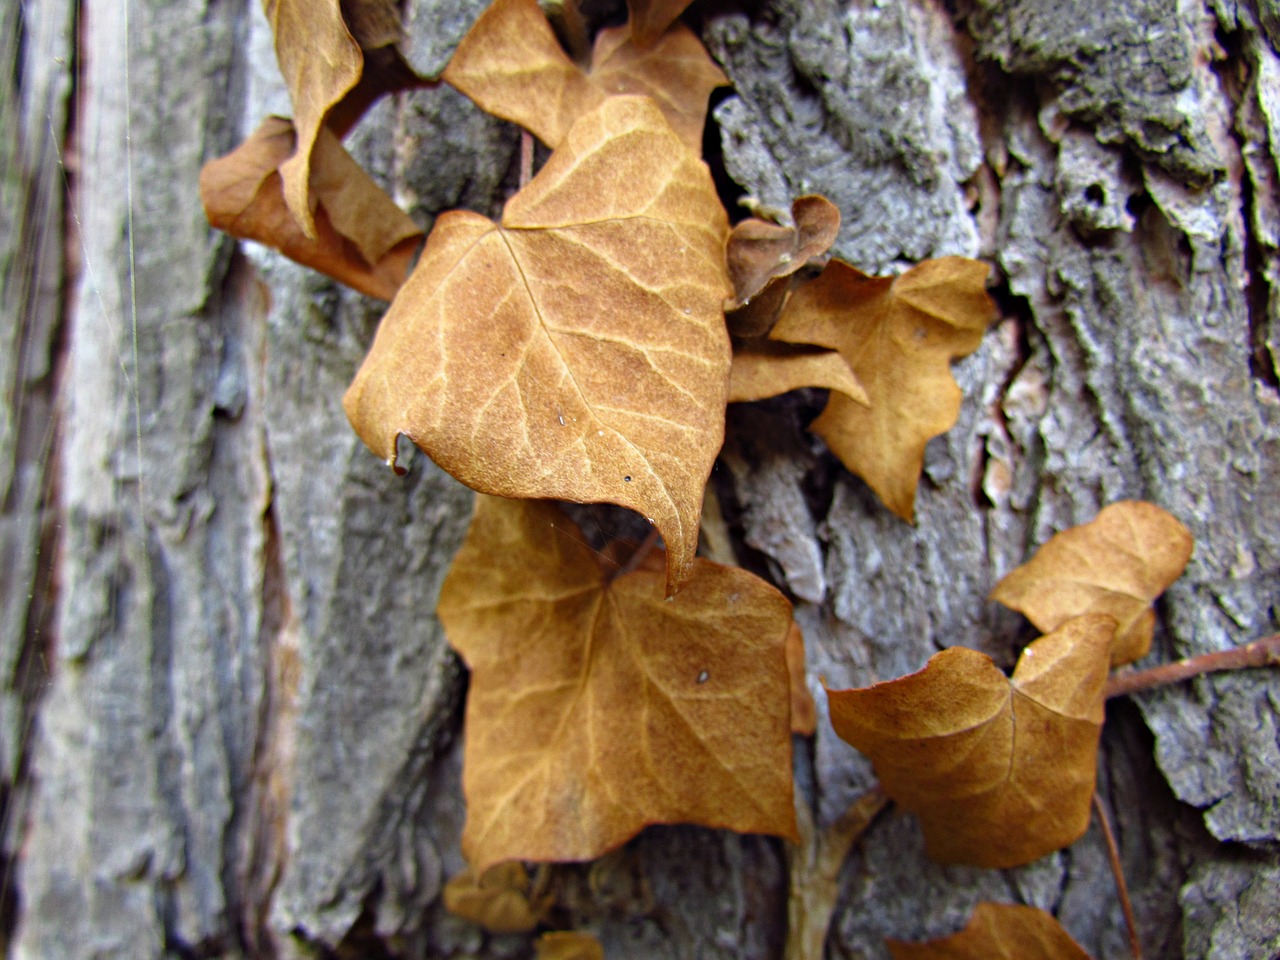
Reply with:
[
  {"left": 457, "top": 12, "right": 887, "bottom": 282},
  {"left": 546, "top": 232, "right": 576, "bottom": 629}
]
[
  {"left": 624, "top": 475, "right": 632, "bottom": 482},
  {"left": 697, "top": 670, "right": 709, "bottom": 684},
  {"left": 1084, "top": 184, "right": 1105, "bottom": 204}
]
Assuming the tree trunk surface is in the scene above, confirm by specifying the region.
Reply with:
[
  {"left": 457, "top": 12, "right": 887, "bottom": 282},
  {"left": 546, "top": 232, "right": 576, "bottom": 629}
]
[{"left": 3, "top": 0, "right": 1278, "bottom": 958}]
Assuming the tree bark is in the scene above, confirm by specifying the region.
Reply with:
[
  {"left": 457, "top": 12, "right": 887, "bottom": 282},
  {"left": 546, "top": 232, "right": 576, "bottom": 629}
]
[{"left": 3, "top": 0, "right": 1277, "bottom": 958}]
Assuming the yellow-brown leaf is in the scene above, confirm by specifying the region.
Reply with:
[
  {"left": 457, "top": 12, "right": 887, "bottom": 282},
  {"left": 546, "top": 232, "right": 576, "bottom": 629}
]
[
  {"left": 770, "top": 258, "right": 995, "bottom": 520},
  {"left": 437, "top": 497, "right": 797, "bottom": 872},
  {"left": 826, "top": 615, "right": 1114, "bottom": 869},
  {"left": 199, "top": 117, "right": 421, "bottom": 301},
  {"left": 728, "top": 341, "right": 868, "bottom": 407},
  {"left": 991, "top": 500, "right": 1194, "bottom": 666},
  {"left": 887, "top": 903, "right": 1093, "bottom": 960},
  {"left": 263, "top": 0, "right": 363, "bottom": 236},
  {"left": 344, "top": 97, "right": 732, "bottom": 594},
  {"left": 443, "top": 0, "right": 726, "bottom": 150},
  {"left": 442, "top": 863, "right": 544, "bottom": 934}
]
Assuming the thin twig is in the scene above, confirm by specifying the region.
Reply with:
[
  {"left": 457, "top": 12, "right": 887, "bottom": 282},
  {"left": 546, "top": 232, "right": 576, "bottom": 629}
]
[
  {"left": 1093, "top": 793, "right": 1142, "bottom": 960},
  {"left": 609, "top": 525, "right": 661, "bottom": 583},
  {"left": 519, "top": 129, "right": 534, "bottom": 188},
  {"left": 1105, "top": 634, "right": 1280, "bottom": 699}
]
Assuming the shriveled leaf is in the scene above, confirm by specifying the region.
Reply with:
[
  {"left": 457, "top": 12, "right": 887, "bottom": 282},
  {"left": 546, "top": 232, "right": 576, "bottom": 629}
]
[
  {"left": 726, "top": 195, "right": 841, "bottom": 331},
  {"left": 437, "top": 497, "right": 797, "bottom": 872},
  {"left": 991, "top": 500, "right": 1194, "bottom": 666},
  {"left": 627, "top": 0, "right": 695, "bottom": 47},
  {"left": 771, "top": 258, "right": 996, "bottom": 520},
  {"left": 887, "top": 902, "right": 1093, "bottom": 960},
  {"left": 443, "top": 862, "right": 545, "bottom": 934},
  {"left": 264, "top": 0, "right": 363, "bottom": 236},
  {"left": 786, "top": 621, "right": 817, "bottom": 736},
  {"left": 344, "top": 97, "right": 732, "bottom": 594},
  {"left": 537, "top": 931, "right": 606, "bottom": 960},
  {"left": 444, "top": 0, "right": 726, "bottom": 150},
  {"left": 200, "top": 117, "right": 421, "bottom": 301},
  {"left": 826, "top": 615, "right": 1114, "bottom": 868},
  {"left": 728, "top": 341, "right": 868, "bottom": 407},
  {"left": 264, "top": 0, "right": 424, "bottom": 237}
]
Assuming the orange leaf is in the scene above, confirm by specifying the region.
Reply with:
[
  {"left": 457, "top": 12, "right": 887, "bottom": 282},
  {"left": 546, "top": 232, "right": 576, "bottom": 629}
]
[
  {"left": 437, "top": 496, "right": 797, "bottom": 872},
  {"left": 537, "top": 931, "right": 606, "bottom": 960},
  {"left": 991, "top": 500, "right": 1194, "bottom": 666},
  {"left": 826, "top": 615, "right": 1114, "bottom": 869},
  {"left": 726, "top": 195, "right": 841, "bottom": 335},
  {"left": 442, "top": 862, "right": 545, "bottom": 934},
  {"left": 626, "top": 0, "right": 695, "bottom": 48},
  {"left": 344, "top": 97, "right": 732, "bottom": 595},
  {"left": 728, "top": 341, "right": 869, "bottom": 407},
  {"left": 199, "top": 117, "right": 421, "bottom": 301},
  {"left": 786, "top": 621, "right": 817, "bottom": 736},
  {"left": 770, "top": 258, "right": 996, "bottom": 520},
  {"left": 887, "top": 902, "right": 1093, "bottom": 960},
  {"left": 443, "top": 0, "right": 726, "bottom": 150}
]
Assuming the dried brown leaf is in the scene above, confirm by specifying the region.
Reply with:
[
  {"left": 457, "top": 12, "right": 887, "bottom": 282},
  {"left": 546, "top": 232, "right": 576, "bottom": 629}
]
[
  {"left": 263, "top": 0, "right": 424, "bottom": 238},
  {"left": 728, "top": 341, "right": 869, "bottom": 407},
  {"left": 537, "top": 931, "right": 606, "bottom": 960},
  {"left": 264, "top": 0, "right": 363, "bottom": 236},
  {"left": 991, "top": 500, "right": 1194, "bottom": 666},
  {"left": 199, "top": 117, "right": 421, "bottom": 301},
  {"left": 770, "top": 257, "right": 996, "bottom": 520},
  {"left": 443, "top": 0, "right": 726, "bottom": 150},
  {"left": 443, "top": 862, "right": 544, "bottom": 934},
  {"left": 726, "top": 195, "right": 840, "bottom": 316},
  {"left": 437, "top": 496, "right": 797, "bottom": 872},
  {"left": 827, "top": 615, "right": 1114, "bottom": 868},
  {"left": 887, "top": 902, "right": 1093, "bottom": 960},
  {"left": 344, "top": 97, "right": 732, "bottom": 594}
]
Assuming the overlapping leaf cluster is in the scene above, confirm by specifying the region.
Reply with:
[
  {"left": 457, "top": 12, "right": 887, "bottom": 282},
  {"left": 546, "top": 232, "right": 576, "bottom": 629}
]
[{"left": 198, "top": 2, "right": 1203, "bottom": 955}]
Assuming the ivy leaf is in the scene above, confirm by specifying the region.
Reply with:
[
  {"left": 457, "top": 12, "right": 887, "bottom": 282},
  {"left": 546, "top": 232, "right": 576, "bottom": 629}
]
[
  {"left": 443, "top": 0, "right": 726, "bottom": 151},
  {"left": 770, "top": 258, "right": 995, "bottom": 520},
  {"left": 991, "top": 500, "right": 1194, "bottom": 666},
  {"left": 626, "top": 0, "right": 695, "bottom": 48},
  {"left": 728, "top": 341, "right": 868, "bottom": 407},
  {"left": 442, "top": 862, "right": 547, "bottom": 934},
  {"left": 726, "top": 195, "right": 841, "bottom": 337},
  {"left": 264, "top": 0, "right": 363, "bottom": 236},
  {"left": 437, "top": 496, "right": 797, "bottom": 872},
  {"left": 826, "top": 615, "right": 1114, "bottom": 869},
  {"left": 344, "top": 97, "right": 732, "bottom": 595},
  {"left": 264, "top": 0, "right": 423, "bottom": 238},
  {"left": 887, "top": 902, "right": 1093, "bottom": 960},
  {"left": 537, "top": 931, "right": 606, "bottom": 960},
  {"left": 200, "top": 117, "right": 422, "bottom": 300}
]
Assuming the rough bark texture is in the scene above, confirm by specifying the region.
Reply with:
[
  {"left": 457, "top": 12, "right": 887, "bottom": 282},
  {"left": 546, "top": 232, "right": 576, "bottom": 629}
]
[{"left": 4, "top": 1, "right": 1278, "bottom": 959}]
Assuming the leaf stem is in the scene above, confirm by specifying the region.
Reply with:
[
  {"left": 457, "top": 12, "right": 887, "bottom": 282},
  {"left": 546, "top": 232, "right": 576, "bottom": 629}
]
[
  {"left": 519, "top": 129, "right": 534, "bottom": 188},
  {"left": 785, "top": 785, "right": 890, "bottom": 960},
  {"left": 609, "top": 524, "right": 661, "bottom": 583},
  {"left": 1104, "top": 634, "right": 1280, "bottom": 699},
  {"left": 1092, "top": 793, "right": 1142, "bottom": 960}
]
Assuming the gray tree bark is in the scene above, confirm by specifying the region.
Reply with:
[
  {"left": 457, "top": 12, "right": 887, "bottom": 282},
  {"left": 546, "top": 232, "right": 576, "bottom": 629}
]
[{"left": 2, "top": 0, "right": 1277, "bottom": 958}]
